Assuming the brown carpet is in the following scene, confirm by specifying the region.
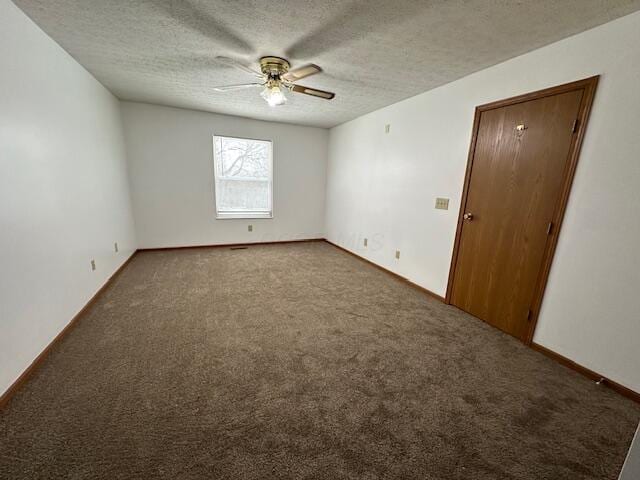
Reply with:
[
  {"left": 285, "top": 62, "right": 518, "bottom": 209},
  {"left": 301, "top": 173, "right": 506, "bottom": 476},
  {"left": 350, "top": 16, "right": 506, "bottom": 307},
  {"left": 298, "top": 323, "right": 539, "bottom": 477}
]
[{"left": 1, "top": 241, "right": 638, "bottom": 479}]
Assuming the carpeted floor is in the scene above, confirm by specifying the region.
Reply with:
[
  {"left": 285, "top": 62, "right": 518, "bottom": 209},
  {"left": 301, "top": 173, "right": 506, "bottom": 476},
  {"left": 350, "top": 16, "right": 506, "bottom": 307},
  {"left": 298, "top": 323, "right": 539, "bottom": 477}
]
[{"left": 1, "top": 241, "right": 638, "bottom": 479}]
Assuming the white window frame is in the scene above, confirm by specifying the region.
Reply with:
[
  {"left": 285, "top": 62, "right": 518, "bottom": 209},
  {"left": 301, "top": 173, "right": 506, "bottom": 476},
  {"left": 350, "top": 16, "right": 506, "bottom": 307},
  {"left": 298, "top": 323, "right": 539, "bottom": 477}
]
[{"left": 212, "top": 135, "right": 274, "bottom": 220}]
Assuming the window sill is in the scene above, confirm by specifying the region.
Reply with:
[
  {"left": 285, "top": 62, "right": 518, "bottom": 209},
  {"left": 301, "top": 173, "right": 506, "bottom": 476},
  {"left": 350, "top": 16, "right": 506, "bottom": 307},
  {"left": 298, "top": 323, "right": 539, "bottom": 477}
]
[{"left": 216, "top": 212, "right": 273, "bottom": 220}]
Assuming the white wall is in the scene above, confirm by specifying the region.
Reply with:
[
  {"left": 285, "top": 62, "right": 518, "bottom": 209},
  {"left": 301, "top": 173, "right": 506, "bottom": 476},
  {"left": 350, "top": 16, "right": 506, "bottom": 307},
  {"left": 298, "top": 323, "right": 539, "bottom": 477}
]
[
  {"left": 0, "top": 0, "right": 137, "bottom": 396},
  {"left": 121, "top": 102, "right": 328, "bottom": 248},
  {"left": 620, "top": 424, "right": 640, "bottom": 480},
  {"left": 325, "top": 12, "right": 640, "bottom": 392},
  {"left": 620, "top": 425, "right": 640, "bottom": 480}
]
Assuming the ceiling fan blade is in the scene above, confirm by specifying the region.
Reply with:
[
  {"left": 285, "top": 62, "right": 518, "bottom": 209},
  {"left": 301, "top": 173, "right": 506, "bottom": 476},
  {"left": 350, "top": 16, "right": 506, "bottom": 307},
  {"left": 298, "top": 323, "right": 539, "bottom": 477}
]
[
  {"left": 282, "top": 64, "right": 322, "bottom": 82},
  {"left": 289, "top": 84, "right": 335, "bottom": 100},
  {"left": 214, "top": 56, "right": 264, "bottom": 79},
  {"left": 213, "top": 83, "right": 263, "bottom": 92}
]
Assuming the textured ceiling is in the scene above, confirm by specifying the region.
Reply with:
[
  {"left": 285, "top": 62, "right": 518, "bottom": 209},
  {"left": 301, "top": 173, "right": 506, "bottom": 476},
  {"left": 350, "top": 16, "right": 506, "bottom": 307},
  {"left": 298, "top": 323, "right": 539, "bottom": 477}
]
[{"left": 12, "top": 0, "right": 640, "bottom": 128}]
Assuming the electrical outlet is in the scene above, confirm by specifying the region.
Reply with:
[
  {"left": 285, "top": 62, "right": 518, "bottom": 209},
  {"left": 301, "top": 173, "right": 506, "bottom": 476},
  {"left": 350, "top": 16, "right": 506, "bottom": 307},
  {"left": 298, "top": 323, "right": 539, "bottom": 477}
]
[
  {"left": 435, "top": 197, "right": 450, "bottom": 210},
  {"left": 90, "top": 259, "right": 96, "bottom": 271},
  {"left": 395, "top": 250, "right": 400, "bottom": 260},
  {"left": 364, "top": 238, "right": 368, "bottom": 247},
  {"left": 114, "top": 242, "right": 118, "bottom": 253},
  {"left": 248, "top": 225, "right": 253, "bottom": 232},
  {"left": 385, "top": 124, "right": 391, "bottom": 134}
]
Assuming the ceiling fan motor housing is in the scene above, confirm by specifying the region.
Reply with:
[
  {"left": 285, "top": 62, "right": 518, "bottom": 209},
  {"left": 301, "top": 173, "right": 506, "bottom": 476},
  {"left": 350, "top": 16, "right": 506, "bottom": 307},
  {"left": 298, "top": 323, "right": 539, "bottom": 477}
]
[{"left": 260, "top": 56, "right": 290, "bottom": 78}]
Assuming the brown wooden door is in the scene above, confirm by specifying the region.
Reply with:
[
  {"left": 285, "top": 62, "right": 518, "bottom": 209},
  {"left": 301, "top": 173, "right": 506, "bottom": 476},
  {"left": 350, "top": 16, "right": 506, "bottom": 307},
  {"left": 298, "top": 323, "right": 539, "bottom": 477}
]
[{"left": 450, "top": 89, "right": 584, "bottom": 341}]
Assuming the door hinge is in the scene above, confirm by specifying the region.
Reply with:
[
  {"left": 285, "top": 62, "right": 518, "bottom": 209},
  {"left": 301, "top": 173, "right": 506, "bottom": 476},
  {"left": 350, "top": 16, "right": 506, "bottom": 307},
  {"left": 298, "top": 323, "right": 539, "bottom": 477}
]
[
  {"left": 527, "top": 309, "right": 533, "bottom": 322},
  {"left": 572, "top": 118, "right": 579, "bottom": 133},
  {"left": 546, "top": 222, "right": 553, "bottom": 235}
]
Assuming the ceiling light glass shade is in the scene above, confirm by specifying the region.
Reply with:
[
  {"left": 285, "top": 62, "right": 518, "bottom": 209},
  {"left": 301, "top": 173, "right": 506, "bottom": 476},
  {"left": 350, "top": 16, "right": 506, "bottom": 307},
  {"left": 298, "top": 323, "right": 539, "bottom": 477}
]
[{"left": 261, "top": 85, "right": 287, "bottom": 107}]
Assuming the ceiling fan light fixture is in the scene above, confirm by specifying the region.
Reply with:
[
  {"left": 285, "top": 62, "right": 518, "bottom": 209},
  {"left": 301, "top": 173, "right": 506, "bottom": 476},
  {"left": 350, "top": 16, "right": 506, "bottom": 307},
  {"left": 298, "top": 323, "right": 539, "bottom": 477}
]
[{"left": 261, "top": 84, "right": 287, "bottom": 107}]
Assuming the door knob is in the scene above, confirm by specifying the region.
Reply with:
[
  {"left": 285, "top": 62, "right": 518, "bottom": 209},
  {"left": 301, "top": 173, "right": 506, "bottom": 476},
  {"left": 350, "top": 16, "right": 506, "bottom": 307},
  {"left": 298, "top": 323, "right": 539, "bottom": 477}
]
[{"left": 463, "top": 213, "right": 474, "bottom": 221}]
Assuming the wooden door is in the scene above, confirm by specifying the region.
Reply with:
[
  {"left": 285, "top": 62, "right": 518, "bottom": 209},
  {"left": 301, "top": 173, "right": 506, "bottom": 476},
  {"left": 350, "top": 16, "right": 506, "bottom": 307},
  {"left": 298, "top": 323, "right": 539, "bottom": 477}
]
[{"left": 448, "top": 78, "right": 598, "bottom": 342}]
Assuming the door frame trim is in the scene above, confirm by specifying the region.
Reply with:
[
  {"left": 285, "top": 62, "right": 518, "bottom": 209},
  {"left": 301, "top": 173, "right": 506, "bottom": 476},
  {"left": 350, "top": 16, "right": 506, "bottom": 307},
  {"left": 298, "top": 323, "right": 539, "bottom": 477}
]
[{"left": 445, "top": 76, "right": 600, "bottom": 344}]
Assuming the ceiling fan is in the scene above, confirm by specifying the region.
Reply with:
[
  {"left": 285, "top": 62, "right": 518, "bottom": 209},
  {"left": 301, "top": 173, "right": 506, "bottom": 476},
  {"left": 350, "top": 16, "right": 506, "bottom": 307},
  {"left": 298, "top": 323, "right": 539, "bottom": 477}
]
[{"left": 212, "top": 56, "right": 335, "bottom": 107}]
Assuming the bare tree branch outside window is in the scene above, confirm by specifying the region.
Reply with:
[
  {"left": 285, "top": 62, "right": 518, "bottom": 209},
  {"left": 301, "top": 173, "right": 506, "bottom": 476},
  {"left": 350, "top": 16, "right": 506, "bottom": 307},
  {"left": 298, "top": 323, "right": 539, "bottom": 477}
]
[{"left": 213, "top": 136, "right": 273, "bottom": 217}]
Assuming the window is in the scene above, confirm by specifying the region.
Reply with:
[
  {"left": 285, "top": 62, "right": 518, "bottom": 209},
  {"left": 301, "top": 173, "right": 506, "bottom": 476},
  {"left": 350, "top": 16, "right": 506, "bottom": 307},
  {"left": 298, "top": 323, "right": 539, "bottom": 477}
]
[{"left": 213, "top": 135, "right": 273, "bottom": 219}]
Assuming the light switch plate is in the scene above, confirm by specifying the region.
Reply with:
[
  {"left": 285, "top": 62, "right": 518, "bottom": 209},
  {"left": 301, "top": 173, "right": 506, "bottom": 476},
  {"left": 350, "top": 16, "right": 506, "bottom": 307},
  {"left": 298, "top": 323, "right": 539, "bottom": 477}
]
[
  {"left": 395, "top": 250, "right": 400, "bottom": 259},
  {"left": 364, "top": 238, "right": 368, "bottom": 247},
  {"left": 435, "top": 197, "right": 450, "bottom": 210},
  {"left": 385, "top": 124, "right": 391, "bottom": 134}
]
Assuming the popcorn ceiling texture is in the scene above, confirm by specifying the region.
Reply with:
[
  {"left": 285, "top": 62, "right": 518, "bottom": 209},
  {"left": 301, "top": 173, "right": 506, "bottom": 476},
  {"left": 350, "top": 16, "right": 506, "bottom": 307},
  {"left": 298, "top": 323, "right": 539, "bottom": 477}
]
[
  {"left": 12, "top": 0, "right": 640, "bottom": 127},
  {"left": 0, "top": 242, "right": 638, "bottom": 479}
]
